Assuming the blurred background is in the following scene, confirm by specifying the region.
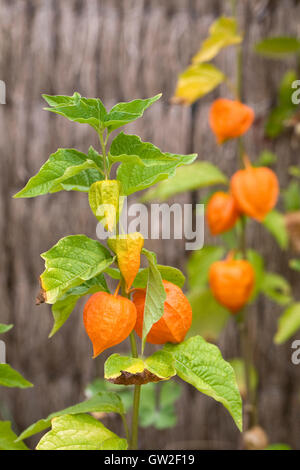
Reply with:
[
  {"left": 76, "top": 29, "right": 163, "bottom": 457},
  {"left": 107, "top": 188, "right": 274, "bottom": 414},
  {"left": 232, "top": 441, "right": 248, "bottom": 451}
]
[{"left": 0, "top": 0, "right": 300, "bottom": 449}]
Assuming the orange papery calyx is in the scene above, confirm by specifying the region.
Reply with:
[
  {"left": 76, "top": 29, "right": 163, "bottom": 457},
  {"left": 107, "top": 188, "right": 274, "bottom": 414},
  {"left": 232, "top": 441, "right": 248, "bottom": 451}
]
[
  {"left": 132, "top": 280, "right": 192, "bottom": 345},
  {"left": 209, "top": 98, "right": 254, "bottom": 144},
  {"left": 206, "top": 191, "right": 240, "bottom": 235},
  {"left": 83, "top": 291, "right": 137, "bottom": 357},
  {"left": 108, "top": 233, "right": 144, "bottom": 293},
  {"left": 209, "top": 252, "right": 255, "bottom": 313},
  {"left": 230, "top": 155, "right": 279, "bottom": 222}
]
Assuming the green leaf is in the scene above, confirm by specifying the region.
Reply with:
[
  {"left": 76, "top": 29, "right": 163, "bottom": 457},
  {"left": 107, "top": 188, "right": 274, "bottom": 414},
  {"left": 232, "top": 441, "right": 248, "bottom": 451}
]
[
  {"left": 262, "top": 210, "right": 289, "bottom": 250},
  {"left": 139, "top": 381, "right": 182, "bottom": 430},
  {"left": 85, "top": 379, "right": 134, "bottom": 413},
  {"left": 274, "top": 303, "right": 300, "bottom": 344},
  {"left": 40, "top": 235, "right": 114, "bottom": 304},
  {"left": 103, "top": 94, "right": 161, "bottom": 133},
  {"left": 261, "top": 272, "right": 292, "bottom": 306},
  {"left": 141, "top": 249, "right": 167, "bottom": 352},
  {"left": 265, "top": 443, "right": 292, "bottom": 450},
  {"left": 43, "top": 92, "right": 107, "bottom": 131},
  {"left": 229, "top": 358, "right": 258, "bottom": 399},
  {"left": 290, "top": 258, "right": 300, "bottom": 271},
  {"left": 265, "top": 106, "right": 295, "bottom": 138},
  {"left": 112, "top": 133, "right": 197, "bottom": 195},
  {"left": 0, "top": 421, "right": 29, "bottom": 450},
  {"left": 0, "top": 364, "right": 33, "bottom": 388},
  {"left": 105, "top": 265, "right": 185, "bottom": 289},
  {"left": 105, "top": 351, "right": 175, "bottom": 385},
  {"left": 36, "top": 414, "right": 127, "bottom": 450},
  {"left": 255, "top": 37, "right": 300, "bottom": 58},
  {"left": 283, "top": 181, "right": 300, "bottom": 212},
  {"left": 142, "top": 162, "right": 228, "bottom": 201},
  {"left": 247, "top": 249, "right": 265, "bottom": 300},
  {"left": 192, "top": 17, "right": 242, "bottom": 64},
  {"left": 85, "top": 378, "right": 182, "bottom": 430},
  {"left": 49, "top": 274, "right": 109, "bottom": 337},
  {"left": 0, "top": 324, "right": 13, "bottom": 334},
  {"left": 164, "top": 336, "right": 243, "bottom": 431},
  {"left": 187, "top": 288, "right": 230, "bottom": 342},
  {"left": 145, "top": 351, "right": 176, "bottom": 380},
  {"left": 14, "top": 147, "right": 103, "bottom": 198},
  {"left": 18, "top": 392, "right": 124, "bottom": 441},
  {"left": 133, "top": 265, "right": 185, "bottom": 289},
  {"left": 187, "top": 246, "right": 225, "bottom": 290},
  {"left": 265, "top": 71, "right": 298, "bottom": 138},
  {"left": 172, "top": 63, "right": 225, "bottom": 105},
  {"left": 253, "top": 150, "right": 277, "bottom": 167}
]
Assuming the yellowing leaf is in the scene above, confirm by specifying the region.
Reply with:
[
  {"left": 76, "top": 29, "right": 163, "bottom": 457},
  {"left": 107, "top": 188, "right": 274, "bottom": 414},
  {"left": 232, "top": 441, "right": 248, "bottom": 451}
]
[
  {"left": 36, "top": 414, "right": 127, "bottom": 450},
  {"left": 104, "top": 351, "right": 176, "bottom": 385},
  {"left": 172, "top": 64, "right": 225, "bottom": 105},
  {"left": 192, "top": 17, "right": 242, "bottom": 64},
  {"left": 88, "top": 180, "right": 123, "bottom": 232},
  {"left": 108, "top": 233, "right": 144, "bottom": 292}
]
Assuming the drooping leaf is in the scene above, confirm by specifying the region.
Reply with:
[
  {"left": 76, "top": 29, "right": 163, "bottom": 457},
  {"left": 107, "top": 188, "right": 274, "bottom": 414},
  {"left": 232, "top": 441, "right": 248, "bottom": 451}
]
[
  {"left": 187, "top": 246, "right": 225, "bottom": 290},
  {"left": 36, "top": 414, "right": 127, "bottom": 450},
  {"left": 255, "top": 37, "right": 300, "bottom": 58},
  {"left": 39, "top": 235, "right": 114, "bottom": 304},
  {"left": 108, "top": 233, "right": 144, "bottom": 292},
  {"left": 89, "top": 180, "right": 122, "bottom": 231},
  {"left": 274, "top": 303, "right": 300, "bottom": 344},
  {"left": 103, "top": 94, "right": 161, "bottom": 133},
  {"left": 14, "top": 147, "right": 103, "bottom": 198},
  {"left": 164, "top": 336, "right": 243, "bottom": 431},
  {"left": 187, "top": 288, "right": 230, "bottom": 342},
  {"left": 49, "top": 274, "right": 109, "bottom": 337},
  {"left": 141, "top": 249, "right": 167, "bottom": 352},
  {"left": 260, "top": 272, "right": 292, "bottom": 306},
  {"left": 0, "top": 364, "right": 33, "bottom": 388},
  {"left": 142, "top": 162, "right": 228, "bottom": 201},
  {"left": 104, "top": 351, "right": 176, "bottom": 385},
  {"left": 262, "top": 210, "right": 289, "bottom": 250},
  {"left": 0, "top": 421, "right": 29, "bottom": 450},
  {"left": 192, "top": 17, "right": 242, "bottom": 64},
  {"left": 0, "top": 324, "right": 13, "bottom": 334},
  {"left": 112, "top": 133, "right": 197, "bottom": 195},
  {"left": 43, "top": 92, "right": 107, "bottom": 131},
  {"left": 18, "top": 392, "right": 124, "bottom": 441},
  {"left": 172, "top": 63, "right": 225, "bottom": 105},
  {"left": 229, "top": 358, "right": 258, "bottom": 399}
]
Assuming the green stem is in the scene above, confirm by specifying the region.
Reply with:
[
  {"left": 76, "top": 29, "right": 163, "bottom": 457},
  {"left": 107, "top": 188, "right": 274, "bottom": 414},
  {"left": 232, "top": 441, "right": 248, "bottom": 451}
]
[
  {"left": 120, "top": 278, "right": 141, "bottom": 449},
  {"left": 98, "top": 129, "right": 108, "bottom": 179},
  {"left": 233, "top": 1, "right": 257, "bottom": 432},
  {"left": 131, "top": 383, "right": 141, "bottom": 450}
]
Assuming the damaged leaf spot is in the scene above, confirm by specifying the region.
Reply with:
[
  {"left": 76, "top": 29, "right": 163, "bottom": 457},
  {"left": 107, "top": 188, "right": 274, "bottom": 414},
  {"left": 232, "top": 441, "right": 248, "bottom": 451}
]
[{"left": 107, "top": 369, "right": 163, "bottom": 385}]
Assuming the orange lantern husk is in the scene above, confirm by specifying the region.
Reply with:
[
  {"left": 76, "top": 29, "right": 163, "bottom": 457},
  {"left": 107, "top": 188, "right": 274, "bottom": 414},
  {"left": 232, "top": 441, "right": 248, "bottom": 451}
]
[
  {"left": 230, "top": 156, "right": 279, "bottom": 221},
  {"left": 209, "top": 256, "right": 255, "bottom": 313},
  {"left": 209, "top": 98, "right": 254, "bottom": 144},
  {"left": 206, "top": 191, "right": 240, "bottom": 235},
  {"left": 83, "top": 292, "right": 137, "bottom": 357},
  {"left": 133, "top": 280, "right": 192, "bottom": 344}
]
